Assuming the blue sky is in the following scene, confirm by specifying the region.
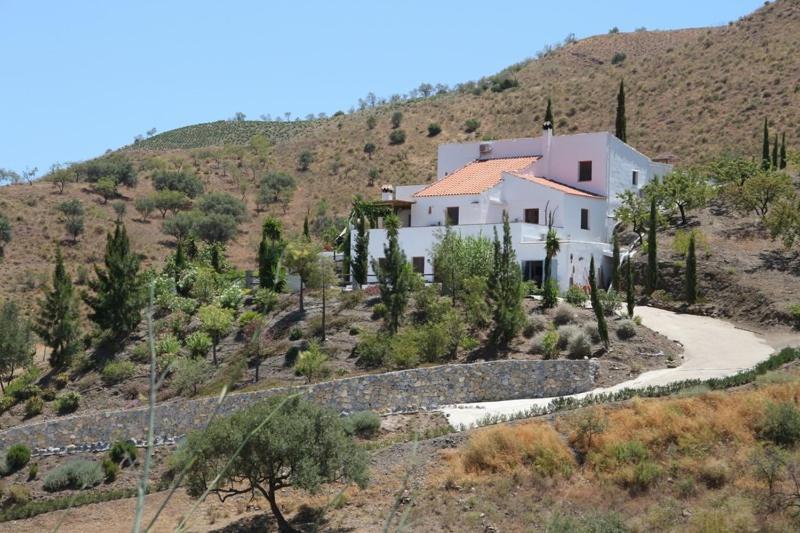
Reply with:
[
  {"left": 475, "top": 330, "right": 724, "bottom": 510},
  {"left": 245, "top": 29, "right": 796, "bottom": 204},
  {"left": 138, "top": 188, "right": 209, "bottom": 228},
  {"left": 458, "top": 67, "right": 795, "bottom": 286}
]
[{"left": 0, "top": 0, "right": 763, "bottom": 177}]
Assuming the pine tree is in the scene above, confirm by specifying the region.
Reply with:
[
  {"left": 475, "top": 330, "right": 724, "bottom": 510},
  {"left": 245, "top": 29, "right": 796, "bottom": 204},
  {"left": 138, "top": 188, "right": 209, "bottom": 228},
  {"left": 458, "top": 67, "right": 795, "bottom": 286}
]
[
  {"left": 352, "top": 215, "right": 369, "bottom": 286},
  {"left": 611, "top": 233, "right": 621, "bottom": 290},
  {"left": 544, "top": 98, "right": 554, "bottom": 131},
  {"left": 258, "top": 217, "right": 284, "bottom": 290},
  {"left": 84, "top": 222, "right": 143, "bottom": 337},
  {"left": 762, "top": 117, "right": 771, "bottom": 170},
  {"left": 779, "top": 132, "right": 787, "bottom": 169},
  {"left": 589, "top": 256, "right": 609, "bottom": 349},
  {"left": 488, "top": 211, "right": 525, "bottom": 347},
  {"left": 772, "top": 133, "right": 779, "bottom": 169},
  {"left": 372, "top": 215, "right": 413, "bottom": 334},
  {"left": 615, "top": 79, "right": 626, "bottom": 142},
  {"left": 36, "top": 246, "right": 81, "bottom": 368},
  {"left": 686, "top": 232, "right": 697, "bottom": 304},
  {"left": 626, "top": 257, "right": 635, "bottom": 318},
  {"left": 646, "top": 197, "right": 658, "bottom": 294}
]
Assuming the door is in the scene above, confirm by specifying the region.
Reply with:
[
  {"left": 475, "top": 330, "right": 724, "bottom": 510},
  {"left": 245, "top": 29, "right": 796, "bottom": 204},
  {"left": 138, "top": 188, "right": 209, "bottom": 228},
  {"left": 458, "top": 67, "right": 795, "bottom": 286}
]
[
  {"left": 522, "top": 260, "right": 544, "bottom": 286},
  {"left": 446, "top": 206, "right": 459, "bottom": 225}
]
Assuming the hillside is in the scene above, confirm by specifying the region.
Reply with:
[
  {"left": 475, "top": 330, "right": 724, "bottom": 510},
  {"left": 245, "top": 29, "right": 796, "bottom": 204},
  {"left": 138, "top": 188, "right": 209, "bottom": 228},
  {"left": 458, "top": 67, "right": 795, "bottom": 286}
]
[{"left": 0, "top": 0, "right": 799, "bottom": 306}]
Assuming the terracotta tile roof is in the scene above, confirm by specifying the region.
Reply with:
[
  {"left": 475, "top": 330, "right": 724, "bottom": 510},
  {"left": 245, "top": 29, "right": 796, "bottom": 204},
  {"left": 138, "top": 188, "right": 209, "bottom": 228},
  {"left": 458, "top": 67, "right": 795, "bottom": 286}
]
[
  {"left": 507, "top": 172, "right": 605, "bottom": 198},
  {"left": 413, "top": 156, "right": 538, "bottom": 197}
]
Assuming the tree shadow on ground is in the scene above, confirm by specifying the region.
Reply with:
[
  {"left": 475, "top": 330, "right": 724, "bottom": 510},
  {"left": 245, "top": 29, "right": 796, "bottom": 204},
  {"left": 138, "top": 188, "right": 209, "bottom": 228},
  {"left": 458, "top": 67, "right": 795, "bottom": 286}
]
[
  {"left": 718, "top": 220, "right": 768, "bottom": 240},
  {"left": 211, "top": 504, "right": 355, "bottom": 533},
  {"left": 759, "top": 248, "right": 800, "bottom": 277}
]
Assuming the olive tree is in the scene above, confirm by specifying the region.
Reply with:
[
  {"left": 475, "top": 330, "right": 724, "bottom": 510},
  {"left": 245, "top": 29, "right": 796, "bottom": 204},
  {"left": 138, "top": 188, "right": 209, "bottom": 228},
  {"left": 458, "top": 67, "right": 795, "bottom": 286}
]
[{"left": 180, "top": 396, "right": 368, "bottom": 532}]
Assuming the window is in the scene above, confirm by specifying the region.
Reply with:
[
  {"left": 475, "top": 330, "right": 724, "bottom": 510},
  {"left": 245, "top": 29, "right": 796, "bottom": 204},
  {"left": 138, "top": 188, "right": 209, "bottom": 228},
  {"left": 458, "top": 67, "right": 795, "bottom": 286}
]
[
  {"left": 580, "top": 208, "right": 589, "bottom": 230},
  {"left": 412, "top": 256, "right": 425, "bottom": 274},
  {"left": 522, "top": 260, "right": 544, "bottom": 286},
  {"left": 446, "top": 206, "right": 459, "bottom": 225},
  {"left": 578, "top": 161, "right": 592, "bottom": 182},
  {"left": 524, "top": 208, "right": 540, "bottom": 224},
  {"left": 632, "top": 170, "right": 639, "bottom": 186}
]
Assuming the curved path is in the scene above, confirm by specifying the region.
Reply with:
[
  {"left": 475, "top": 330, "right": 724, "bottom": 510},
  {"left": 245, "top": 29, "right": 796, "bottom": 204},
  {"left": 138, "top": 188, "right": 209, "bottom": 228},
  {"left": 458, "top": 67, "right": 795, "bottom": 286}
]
[{"left": 441, "top": 306, "right": 784, "bottom": 429}]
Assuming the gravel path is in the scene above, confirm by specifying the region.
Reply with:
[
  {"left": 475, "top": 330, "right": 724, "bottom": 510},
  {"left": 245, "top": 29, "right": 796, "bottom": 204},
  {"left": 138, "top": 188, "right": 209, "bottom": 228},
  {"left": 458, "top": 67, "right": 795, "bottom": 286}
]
[{"left": 441, "top": 306, "right": 786, "bottom": 428}]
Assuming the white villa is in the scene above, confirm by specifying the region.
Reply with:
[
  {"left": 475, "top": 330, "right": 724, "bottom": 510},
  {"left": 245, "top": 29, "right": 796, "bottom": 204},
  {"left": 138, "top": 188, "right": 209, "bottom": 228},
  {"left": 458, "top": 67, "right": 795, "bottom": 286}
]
[{"left": 354, "top": 124, "right": 672, "bottom": 291}]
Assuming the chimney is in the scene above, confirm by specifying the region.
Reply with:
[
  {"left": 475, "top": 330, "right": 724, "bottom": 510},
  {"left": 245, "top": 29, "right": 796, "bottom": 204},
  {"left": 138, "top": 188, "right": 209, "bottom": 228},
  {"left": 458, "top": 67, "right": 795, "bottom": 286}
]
[
  {"left": 381, "top": 184, "right": 394, "bottom": 201},
  {"left": 542, "top": 119, "right": 553, "bottom": 178}
]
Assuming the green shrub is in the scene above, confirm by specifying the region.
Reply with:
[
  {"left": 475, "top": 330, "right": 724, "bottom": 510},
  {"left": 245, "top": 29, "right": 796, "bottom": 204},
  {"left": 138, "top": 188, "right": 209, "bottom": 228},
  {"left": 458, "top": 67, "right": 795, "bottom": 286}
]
[
  {"left": 567, "top": 332, "right": 592, "bottom": 359},
  {"left": 101, "top": 360, "right": 135, "bottom": 385},
  {"left": 621, "top": 460, "right": 661, "bottom": 494},
  {"left": 388, "top": 129, "right": 406, "bottom": 145},
  {"left": 564, "top": 285, "right": 588, "bottom": 306},
  {"left": 533, "top": 330, "right": 560, "bottom": 359},
  {"left": 109, "top": 440, "right": 138, "bottom": 466},
  {"left": 54, "top": 372, "right": 70, "bottom": 389},
  {"left": 427, "top": 123, "right": 442, "bottom": 137},
  {"left": 5, "top": 444, "right": 31, "bottom": 472},
  {"left": 464, "top": 119, "right": 481, "bottom": 133},
  {"left": 524, "top": 315, "right": 549, "bottom": 339},
  {"left": 184, "top": 331, "right": 212, "bottom": 358},
  {"left": 55, "top": 391, "right": 81, "bottom": 414},
  {"left": 677, "top": 476, "right": 697, "bottom": 498},
  {"left": 28, "top": 462, "right": 38, "bottom": 480},
  {"left": 338, "top": 289, "right": 364, "bottom": 310},
  {"left": 355, "top": 333, "right": 387, "bottom": 368},
  {"left": 156, "top": 335, "right": 181, "bottom": 357},
  {"left": 611, "top": 51, "right": 626, "bottom": 64},
  {"left": 599, "top": 289, "right": 622, "bottom": 316},
  {"left": 43, "top": 460, "right": 104, "bottom": 492},
  {"left": 790, "top": 304, "right": 800, "bottom": 329},
  {"left": 371, "top": 302, "right": 387, "bottom": 320},
  {"left": 24, "top": 396, "right": 43, "bottom": 418},
  {"left": 6, "top": 484, "right": 31, "bottom": 505},
  {"left": 759, "top": 401, "right": 800, "bottom": 446},
  {"left": 239, "top": 310, "right": 261, "bottom": 328},
  {"left": 348, "top": 325, "right": 360, "bottom": 336},
  {"left": 218, "top": 282, "right": 244, "bottom": 310},
  {"left": 101, "top": 458, "right": 119, "bottom": 482},
  {"left": 616, "top": 320, "right": 637, "bottom": 340},
  {"left": 342, "top": 411, "right": 381, "bottom": 439},
  {"left": 673, "top": 228, "right": 708, "bottom": 255},
  {"left": 288, "top": 327, "right": 302, "bottom": 341},
  {"left": 284, "top": 346, "right": 301, "bottom": 367},
  {"left": 294, "top": 341, "right": 329, "bottom": 384},
  {"left": 130, "top": 343, "right": 150, "bottom": 363},
  {"left": 552, "top": 303, "right": 576, "bottom": 326},
  {"left": 387, "top": 330, "right": 421, "bottom": 369},
  {"left": 5, "top": 367, "right": 42, "bottom": 401},
  {"left": 254, "top": 288, "right": 279, "bottom": 313}
]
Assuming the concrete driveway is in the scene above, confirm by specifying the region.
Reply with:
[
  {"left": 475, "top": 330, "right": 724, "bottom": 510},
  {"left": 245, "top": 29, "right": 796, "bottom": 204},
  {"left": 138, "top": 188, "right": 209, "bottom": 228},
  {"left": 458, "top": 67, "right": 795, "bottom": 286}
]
[{"left": 441, "top": 306, "right": 782, "bottom": 429}]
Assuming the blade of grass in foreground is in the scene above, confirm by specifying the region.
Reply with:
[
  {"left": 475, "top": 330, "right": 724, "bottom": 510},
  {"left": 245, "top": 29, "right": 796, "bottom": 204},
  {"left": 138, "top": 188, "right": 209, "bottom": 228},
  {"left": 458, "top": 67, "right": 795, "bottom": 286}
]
[
  {"left": 132, "top": 283, "right": 158, "bottom": 533},
  {"left": 174, "top": 392, "right": 301, "bottom": 533}
]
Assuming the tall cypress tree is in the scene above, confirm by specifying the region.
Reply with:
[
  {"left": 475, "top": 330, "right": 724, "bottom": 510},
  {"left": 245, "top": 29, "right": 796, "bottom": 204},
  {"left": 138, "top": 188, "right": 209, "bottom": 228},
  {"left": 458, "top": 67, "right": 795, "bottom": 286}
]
[
  {"left": 544, "top": 98, "right": 554, "bottom": 131},
  {"left": 84, "top": 222, "right": 143, "bottom": 337},
  {"left": 762, "top": 117, "right": 771, "bottom": 170},
  {"left": 779, "top": 132, "right": 787, "bottom": 169},
  {"left": 626, "top": 257, "right": 635, "bottom": 318},
  {"left": 258, "top": 217, "right": 284, "bottom": 290},
  {"left": 589, "top": 256, "right": 609, "bottom": 349},
  {"left": 372, "top": 215, "right": 412, "bottom": 334},
  {"left": 615, "top": 79, "right": 626, "bottom": 142},
  {"left": 646, "top": 197, "right": 658, "bottom": 294},
  {"left": 352, "top": 215, "right": 369, "bottom": 286},
  {"left": 686, "top": 232, "right": 697, "bottom": 304},
  {"left": 772, "top": 133, "right": 779, "bottom": 169},
  {"left": 341, "top": 223, "right": 351, "bottom": 284},
  {"left": 303, "top": 211, "right": 310, "bottom": 240},
  {"left": 611, "top": 233, "right": 621, "bottom": 290},
  {"left": 36, "top": 245, "right": 82, "bottom": 368},
  {"left": 488, "top": 211, "right": 525, "bottom": 347}
]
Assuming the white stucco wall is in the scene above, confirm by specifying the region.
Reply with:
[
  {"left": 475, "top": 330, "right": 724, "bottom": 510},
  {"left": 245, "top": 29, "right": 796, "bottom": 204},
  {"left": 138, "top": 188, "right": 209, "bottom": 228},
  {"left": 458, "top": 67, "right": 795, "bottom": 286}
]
[{"left": 436, "top": 138, "right": 543, "bottom": 179}]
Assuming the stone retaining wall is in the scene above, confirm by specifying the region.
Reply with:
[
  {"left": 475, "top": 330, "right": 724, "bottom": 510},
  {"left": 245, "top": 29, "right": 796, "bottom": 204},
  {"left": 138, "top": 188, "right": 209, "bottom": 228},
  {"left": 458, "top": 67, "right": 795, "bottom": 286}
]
[{"left": 0, "top": 359, "right": 598, "bottom": 449}]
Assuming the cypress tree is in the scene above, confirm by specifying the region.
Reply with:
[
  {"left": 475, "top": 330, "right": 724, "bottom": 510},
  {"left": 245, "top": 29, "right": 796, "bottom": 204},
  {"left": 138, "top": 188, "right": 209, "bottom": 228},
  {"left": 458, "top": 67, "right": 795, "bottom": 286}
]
[
  {"left": 210, "top": 243, "right": 222, "bottom": 273},
  {"left": 488, "top": 211, "right": 525, "bottom": 347},
  {"left": 186, "top": 236, "right": 198, "bottom": 260},
  {"left": 646, "top": 197, "right": 658, "bottom": 294},
  {"left": 772, "top": 133, "right": 779, "bottom": 169},
  {"left": 372, "top": 215, "right": 412, "bottom": 334},
  {"left": 611, "top": 233, "right": 621, "bottom": 290},
  {"left": 615, "top": 79, "right": 626, "bottom": 142},
  {"left": 303, "top": 211, "right": 310, "bottom": 240},
  {"left": 544, "top": 98, "right": 554, "bottom": 131},
  {"left": 258, "top": 217, "right": 284, "bottom": 290},
  {"left": 84, "top": 222, "right": 143, "bottom": 337},
  {"left": 626, "top": 257, "right": 635, "bottom": 318},
  {"left": 341, "top": 223, "right": 351, "bottom": 284},
  {"left": 542, "top": 227, "right": 560, "bottom": 309},
  {"left": 762, "top": 117, "right": 770, "bottom": 170},
  {"left": 352, "top": 215, "right": 369, "bottom": 286},
  {"left": 686, "top": 232, "right": 697, "bottom": 304},
  {"left": 589, "top": 256, "right": 609, "bottom": 349},
  {"left": 36, "top": 245, "right": 82, "bottom": 368},
  {"left": 779, "top": 132, "right": 787, "bottom": 169}
]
